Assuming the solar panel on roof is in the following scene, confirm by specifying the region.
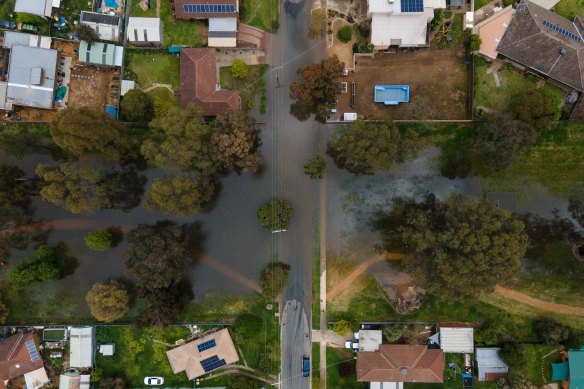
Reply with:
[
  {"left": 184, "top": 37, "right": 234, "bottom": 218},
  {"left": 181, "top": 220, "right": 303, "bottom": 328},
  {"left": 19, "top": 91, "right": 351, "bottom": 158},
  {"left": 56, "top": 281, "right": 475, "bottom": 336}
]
[
  {"left": 201, "top": 355, "right": 227, "bottom": 372},
  {"left": 197, "top": 339, "right": 217, "bottom": 352},
  {"left": 183, "top": 3, "right": 235, "bottom": 13},
  {"left": 543, "top": 20, "right": 583, "bottom": 43},
  {"left": 25, "top": 340, "right": 40, "bottom": 362},
  {"left": 400, "top": 0, "right": 423, "bottom": 12}
]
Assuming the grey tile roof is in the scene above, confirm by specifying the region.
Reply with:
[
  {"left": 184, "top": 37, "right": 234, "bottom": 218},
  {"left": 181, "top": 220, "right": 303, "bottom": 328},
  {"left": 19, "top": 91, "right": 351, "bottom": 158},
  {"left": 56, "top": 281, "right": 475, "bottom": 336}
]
[
  {"left": 497, "top": 0, "right": 584, "bottom": 91},
  {"left": 14, "top": 0, "right": 52, "bottom": 17},
  {"left": 6, "top": 45, "right": 58, "bottom": 109}
]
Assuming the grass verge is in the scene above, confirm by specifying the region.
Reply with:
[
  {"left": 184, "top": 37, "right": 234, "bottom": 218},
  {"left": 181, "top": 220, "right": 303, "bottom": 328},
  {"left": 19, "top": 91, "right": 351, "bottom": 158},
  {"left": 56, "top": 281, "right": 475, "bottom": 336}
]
[
  {"left": 312, "top": 343, "right": 321, "bottom": 388},
  {"left": 326, "top": 347, "right": 364, "bottom": 389},
  {"left": 312, "top": 216, "right": 320, "bottom": 330},
  {"left": 241, "top": 0, "right": 279, "bottom": 33}
]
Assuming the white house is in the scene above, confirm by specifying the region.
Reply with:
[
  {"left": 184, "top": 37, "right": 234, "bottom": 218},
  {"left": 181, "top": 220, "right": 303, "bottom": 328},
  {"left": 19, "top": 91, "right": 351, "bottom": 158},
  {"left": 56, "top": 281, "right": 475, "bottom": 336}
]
[
  {"left": 80, "top": 11, "right": 122, "bottom": 42},
  {"left": 369, "top": 0, "right": 445, "bottom": 48},
  {"left": 127, "top": 17, "right": 163, "bottom": 45}
]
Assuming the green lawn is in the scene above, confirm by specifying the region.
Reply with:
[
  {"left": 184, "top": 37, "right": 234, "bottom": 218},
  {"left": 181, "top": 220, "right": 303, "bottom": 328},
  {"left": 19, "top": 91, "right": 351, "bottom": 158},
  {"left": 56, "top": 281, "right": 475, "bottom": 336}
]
[
  {"left": 96, "top": 325, "right": 194, "bottom": 387},
  {"left": 326, "top": 348, "right": 366, "bottom": 389},
  {"left": 241, "top": 0, "right": 279, "bottom": 32},
  {"left": 474, "top": 59, "right": 567, "bottom": 115},
  {"left": 312, "top": 343, "right": 321, "bottom": 388},
  {"left": 125, "top": 50, "right": 180, "bottom": 90},
  {"left": 130, "top": 0, "right": 202, "bottom": 46},
  {"left": 0, "top": 0, "right": 14, "bottom": 19},
  {"left": 555, "top": 0, "right": 584, "bottom": 20},
  {"left": 219, "top": 64, "right": 268, "bottom": 111},
  {"left": 312, "top": 217, "right": 321, "bottom": 330},
  {"left": 198, "top": 374, "right": 270, "bottom": 387},
  {"left": 513, "top": 344, "right": 562, "bottom": 386},
  {"left": 474, "top": 0, "right": 492, "bottom": 10}
]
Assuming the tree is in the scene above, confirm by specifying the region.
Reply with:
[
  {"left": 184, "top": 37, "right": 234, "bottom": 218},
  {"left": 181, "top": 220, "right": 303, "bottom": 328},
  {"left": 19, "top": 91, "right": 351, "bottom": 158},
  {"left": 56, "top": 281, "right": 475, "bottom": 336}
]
[
  {"left": 383, "top": 325, "right": 403, "bottom": 343},
  {"left": 76, "top": 24, "right": 99, "bottom": 43},
  {"left": 123, "top": 222, "right": 192, "bottom": 291},
  {"left": 85, "top": 281, "right": 129, "bottom": 322},
  {"left": 475, "top": 322, "right": 502, "bottom": 346},
  {"left": 335, "top": 320, "right": 352, "bottom": 336},
  {"left": 84, "top": 229, "right": 113, "bottom": 251},
  {"left": 289, "top": 55, "right": 345, "bottom": 123},
  {"left": 145, "top": 175, "right": 215, "bottom": 216},
  {"left": 469, "top": 34, "right": 482, "bottom": 52},
  {"left": 304, "top": 155, "right": 327, "bottom": 179},
  {"left": 231, "top": 59, "right": 249, "bottom": 79},
  {"left": 257, "top": 198, "right": 294, "bottom": 230},
  {"left": 120, "top": 89, "right": 154, "bottom": 122},
  {"left": 8, "top": 245, "right": 66, "bottom": 288},
  {"left": 258, "top": 262, "right": 291, "bottom": 299},
  {"left": 99, "top": 377, "right": 129, "bottom": 389},
  {"left": 431, "top": 8, "right": 444, "bottom": 30},
  {"left": 327, "top": 120, "right": 425, "bottom": 175},
  {"left": 136, "top": 289, "right": 181, "bottom": 328},
  {"left": 211, "top": 111, "right": 263, "bottom": 174},
  {"left": 513, "top": 89, "right": 556, "bottom": 130},
  {"left": 499, "top": 343, "right": 526, "bottom": 369},
  {"left": 337, "top": 25, "right": 352, "bottom": 43},
  {"left": 50, "top": 108, "right": 136, "bottom": 162},
  {"left": 535, "top": 319, "right": 569, "bottom": 345},
  {"left": 0, "top": 294, "right": 8, "bottom": 325},
  {"left": 379, "top": 194, "right": 528, "bottom": 299},
  {"left": 142, "top": 104, "right": 218, "bottom": 174}
]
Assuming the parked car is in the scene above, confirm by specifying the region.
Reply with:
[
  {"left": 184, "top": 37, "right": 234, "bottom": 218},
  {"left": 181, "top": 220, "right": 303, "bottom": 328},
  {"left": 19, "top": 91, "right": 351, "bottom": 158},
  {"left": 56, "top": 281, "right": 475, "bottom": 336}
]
[
  {"left": 360, "top": 324, "right": 381, "bottom": 330},
  {"left": 0, "top": 21, "right": 16, "bottom": 30},
  {"left": 302, "top": 355, "right": 310, "bottom": 377},
  {"left": 144, "top": 377, "right": 164, "bottom": 386},
  {"left": 344, "top": 341, "right": 359, "bottom": 350},
  {"left": 19, "top": 23, "right": 38, "bottom": 33}
]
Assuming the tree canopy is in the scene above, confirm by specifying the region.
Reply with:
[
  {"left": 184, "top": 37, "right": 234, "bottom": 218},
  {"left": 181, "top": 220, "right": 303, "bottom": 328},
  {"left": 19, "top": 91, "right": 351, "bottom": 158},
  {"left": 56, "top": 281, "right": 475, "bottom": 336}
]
[
  {"left": 535, "top": 319, "right": 569, "bottom": 345},
  {"left": 378, "top": 194, "right": 528, "bottom": 299},
  {"left": 142, "top": 104, "right": 217, "bottom": 174},
  {"left": 136, "top": 289, "right": 181, "bottom": 328},
  {"left": 85, "top": 280, "right": 129, "bottom": 322},
  {"left": 327, "top": 120, "right": 425, "bottom": 175},
  {"left": 258, "top": 262, "right": 291, "bottom": 299},
  {"left": 289, "top": 55, "right": 344, "bottom": 123},
  {"left": 120, "top": 89, "right": 154, "bottom": 123},
  {"left": 211, "top": 112, "right": 263, "bottom": 174},
  {"left": 84, "top": 229, "right": 113, "bottom": 251},
  {"left": 513, "top": 89, "right": 557, "bottom": 130},
  {"left": 123, "top": 222, "right": 193, "bottom": 291},
  {"left": 8, "top": 245, "right": 66, "bottom": 288},
  {"left": 50, "top": 108, "right": 136, "bottom": 162},
  {"left": 304, "top": 155, "right": 327, "bottom": 179},
  {"left": 337, "top": 25, "right": 352, "bottom": 43},
  {"left": 257, "top": 198, "right": 294, "bottom": 231},
  {"left": 76, "top": 24, "right": 99, "bottom": 43},
  {"left": 145, "top": 175, "right": 215, "bottom": 216}
]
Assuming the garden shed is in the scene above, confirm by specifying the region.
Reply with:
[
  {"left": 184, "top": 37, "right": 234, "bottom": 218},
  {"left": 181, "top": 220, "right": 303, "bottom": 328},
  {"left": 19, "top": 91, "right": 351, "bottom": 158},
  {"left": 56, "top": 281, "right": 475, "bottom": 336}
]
[
  {"left": 69, "top": 327, "right": 94, "bottom": 368},
  {"left": 438, "top": 325, "right": 474, "bottom": 353},
  {"left": 476, "top": 348, "right": 508, "bottom": 381}
]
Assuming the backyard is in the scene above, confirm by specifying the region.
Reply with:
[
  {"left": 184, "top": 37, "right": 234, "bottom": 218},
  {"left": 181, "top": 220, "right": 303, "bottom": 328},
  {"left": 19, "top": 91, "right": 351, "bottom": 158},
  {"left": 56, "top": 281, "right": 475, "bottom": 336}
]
[
  {"left": 130, "top": 0, "right": 204, "bottom": 46},
  {"left": 241, "top": 0, "right": 279, "bottom": 33},
  {"left": 555, "top": 0, "right": 584, "bottom": 20},
  {"left": 125, "top": 50, "right": 181, "bottom": 90}
]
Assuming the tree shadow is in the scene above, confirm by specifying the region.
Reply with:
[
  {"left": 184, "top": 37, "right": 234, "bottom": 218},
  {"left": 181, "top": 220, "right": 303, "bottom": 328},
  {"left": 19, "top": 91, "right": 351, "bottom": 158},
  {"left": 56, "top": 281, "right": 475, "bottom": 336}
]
[
  {"left": 56, "top": 242, "right": 79, "bottom": 277},
  {"left": 200, "top": 180, "right": 223, "bottom": 215},
  {"left": 182, "top": 221, "right": 207, "bottom": 263},
  {"left": 106, "top": 226, "right": 125, "bottom": 248}
]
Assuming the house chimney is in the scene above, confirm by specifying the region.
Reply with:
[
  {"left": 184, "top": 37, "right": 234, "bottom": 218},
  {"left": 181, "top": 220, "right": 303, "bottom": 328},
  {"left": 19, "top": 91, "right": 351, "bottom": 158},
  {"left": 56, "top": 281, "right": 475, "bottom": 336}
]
[{"left": 560, "top": 47, "right": 567, "bottom": 55}]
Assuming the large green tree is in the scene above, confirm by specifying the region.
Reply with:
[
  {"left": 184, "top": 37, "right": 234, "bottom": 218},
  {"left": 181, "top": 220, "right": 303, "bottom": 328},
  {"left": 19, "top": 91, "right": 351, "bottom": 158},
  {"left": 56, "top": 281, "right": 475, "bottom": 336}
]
[
  {"left": 379, "top": 194, "right": 528, "bottom": 299},
  {"left": 8, "top": 245, "right": 66, "bottom": 288},
  {"left": 120, "top": 89, "right": 154, "bottom": 122},
  {"left": 142, "top": 104, "right": 217, "bottom": 174},
  {"left": 289, "top": 55, "right": 345, "bottom": 123},
  {"left": 513, "top": 89, "right": 557, "bottom": 130},
  {"left": 327, "top": 120, "right": 425, "bottom": 175},
  {"left": 85, "top": 280, "right": 129, "bottom": 322},
  {"left": 51, "top": 108, "right": 136, "bottom": 162},
  {"left": 123, "top": 222, "right": 193, "bottom": 291},
  {"left": 135, "top": 289, "right": 182, "bottom": 328},
  {"left": 257, "top": 198, "right": 294, "bottom": 231},
  {"left": 304, "top": 155, "right": 327, "bottom": 179},
  {"left": 84, "top": 229, "right": 113, "bottom": 251},
  {"left": 212, "top": 112, "right": 263, "bottom": 174},
  {"left": 258, "top": 262, "right": 291, "bottom": 299},
  {"left": 145, "top": 175, "right": 215, "bottom": 216}
]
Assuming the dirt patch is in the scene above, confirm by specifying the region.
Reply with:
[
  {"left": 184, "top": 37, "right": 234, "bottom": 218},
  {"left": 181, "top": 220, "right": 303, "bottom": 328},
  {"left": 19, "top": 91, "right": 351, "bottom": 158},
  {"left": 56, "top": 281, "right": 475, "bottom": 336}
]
[
  {"left": 68, "top": 66, "right": 120, "bottom": 111},
  {"left": 329, "top": 19, "right": 356, "bottom": 68},
  {"left": 334, "top": 46, "right": 470, "bottom": 120},
  {"left": 495, "top": 285, "right": 584, "bottom": 316}
]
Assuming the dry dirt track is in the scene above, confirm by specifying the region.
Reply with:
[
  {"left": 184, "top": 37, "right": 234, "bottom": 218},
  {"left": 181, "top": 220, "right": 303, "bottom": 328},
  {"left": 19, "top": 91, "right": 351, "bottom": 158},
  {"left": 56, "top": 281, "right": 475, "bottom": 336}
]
[{"left": 494, "top": 285, "right": 584, "bottom": 316}]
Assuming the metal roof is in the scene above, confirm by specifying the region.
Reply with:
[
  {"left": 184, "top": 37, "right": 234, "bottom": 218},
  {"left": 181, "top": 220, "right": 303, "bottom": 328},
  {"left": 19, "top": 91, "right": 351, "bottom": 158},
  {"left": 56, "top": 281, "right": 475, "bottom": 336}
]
[
  {"left": 476, "top": 348, "right": 508, "bottom": 381},
  {"left": 24, "top": 368, "right": 49, "bottom": 389},
  {"left": 208, "top": 17, "right": 237, "bottom": 32},
  {"left": 127, "top": 17, "right": 162, "bottom": 42},
  {"left": 439, "top": 327, "right": 474, "bottom": 353},
  {"left": 80, "top": 11, "right": 121, "bottom": 26},
  {"left": 6, "top": 45, "right": 57, "bottom": 109},
  {"left": 78, "top": 40, "right": 116, "bottom": 66},
  {"left": 69, "top": 327, "right": 94, "bottom": 368},
  {"left": 14, "top": 0, "right": 52, "bottom": 17}
]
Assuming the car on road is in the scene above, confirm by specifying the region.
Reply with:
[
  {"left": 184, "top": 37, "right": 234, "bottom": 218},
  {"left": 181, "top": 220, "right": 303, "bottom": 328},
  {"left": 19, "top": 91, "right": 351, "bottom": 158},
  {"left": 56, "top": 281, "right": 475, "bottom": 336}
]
[
  {"left": 0, "top": 21, "right": 16, "bottom": 30},
  {"left": 144, "top": 377, "right": 164, "bottom": 386},
  {"left": 302, "top": 355, "right": 310, "bottom": 377}
]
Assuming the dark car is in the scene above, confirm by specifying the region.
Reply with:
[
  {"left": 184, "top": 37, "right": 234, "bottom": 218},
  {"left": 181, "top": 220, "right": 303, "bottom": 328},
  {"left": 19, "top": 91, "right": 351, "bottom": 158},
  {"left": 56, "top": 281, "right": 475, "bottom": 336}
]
[
  {"left": 302, "top": 355, "right": 310, "bottom": 377},
  {"left": 361, "top": 323, "right": 381, "bottom": 330},
  {"left": 0, "top": 21, "right": 17, "bottom": 30}
]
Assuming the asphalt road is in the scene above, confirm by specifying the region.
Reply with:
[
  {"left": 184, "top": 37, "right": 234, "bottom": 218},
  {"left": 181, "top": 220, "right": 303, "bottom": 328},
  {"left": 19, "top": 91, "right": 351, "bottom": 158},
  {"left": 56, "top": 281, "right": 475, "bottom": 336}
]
[{"left": 266, "top": 0, "right": 326, "bottom": 387}]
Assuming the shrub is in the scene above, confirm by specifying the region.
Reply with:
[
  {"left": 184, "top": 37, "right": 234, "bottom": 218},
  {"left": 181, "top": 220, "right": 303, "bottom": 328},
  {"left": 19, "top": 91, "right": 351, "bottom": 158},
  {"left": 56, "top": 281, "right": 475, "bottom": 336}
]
[
  {"left": 257, "top": 198, "right": 293, "bottom": 230},
  {"left": 8, "top": 245, "right": 66, "bottom": 288},
  {"left": 84, "top": 229, "right": 113, "bottom": 251},
  {"left": 15, "top": 13, "right": 45, "bottom": 25},
  {"left": 304, "top": 155, "right": 327, "bottom": 179},
  {"left": 337, "top": 25, "right": 353, "bottom": 43},
  {"left": 120, "top": 89, "right": 154, "bottom": 122},
  {"left": 499, "top": 343, "right": 526, "bottom": 368},
  {"left": 335, "top": 319, "right": 352, "bottom": 336},
  {"left": 231, "top": 59, "right": 248, "bottom": 79},
  {"left": 535, "top": 319, "right": 570, "bottom": 346},
  {"left": 469, "top": 34, "right": 482, "bottom": 52},
  {"left": 383, "top": 325, "right": 403, "bottom": 343}
]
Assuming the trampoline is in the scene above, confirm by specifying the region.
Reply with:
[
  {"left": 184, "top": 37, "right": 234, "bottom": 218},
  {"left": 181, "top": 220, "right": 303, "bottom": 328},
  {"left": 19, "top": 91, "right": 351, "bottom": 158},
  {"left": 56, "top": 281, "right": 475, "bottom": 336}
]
[{"left": 374, "top": 85, "right": 410, "bottom": 105}]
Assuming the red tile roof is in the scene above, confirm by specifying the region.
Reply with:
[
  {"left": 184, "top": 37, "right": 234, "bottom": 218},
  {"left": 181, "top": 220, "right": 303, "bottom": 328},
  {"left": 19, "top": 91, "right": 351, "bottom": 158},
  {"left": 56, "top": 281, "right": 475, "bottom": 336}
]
[
  {"left": 357, "top": 345, "right": 444, "bottom": 383},
  {"left": 0, "top": 333, "right": 44, "bottom": 389},
  {"left": 174, "top": 0, "right": 238, "bottom": 19},
  {"left": 180, "top": 48, "right": 240, "bottom": 116}
]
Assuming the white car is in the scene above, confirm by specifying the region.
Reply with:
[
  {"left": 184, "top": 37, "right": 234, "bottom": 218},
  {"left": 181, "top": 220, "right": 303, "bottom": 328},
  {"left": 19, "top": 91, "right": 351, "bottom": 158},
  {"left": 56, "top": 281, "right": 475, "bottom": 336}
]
[
  {"left": 344, "top": 341, "right": 359, "bottom": 350},
  {"left": 144, "top": 377, "right": 164, "bottom": 386}
]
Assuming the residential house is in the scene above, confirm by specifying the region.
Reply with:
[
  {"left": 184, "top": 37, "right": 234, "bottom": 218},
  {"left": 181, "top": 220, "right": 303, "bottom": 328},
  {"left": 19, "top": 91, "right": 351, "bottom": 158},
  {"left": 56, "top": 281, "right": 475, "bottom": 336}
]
[
  {"left": 0, "top": 32, "right": 58, "bottom": 111},
  {"left": 180, "top": 48, "right": 240, "bottom": 115},
  {"left": 357, "top": 344, "right": 444, "bottom": 388},
  {"left": 0, "top": 332, "right": 48, "bottom": 389},
  {"left": 368, "top": 0, "right": 446, "bottom": 49},
  {"left": 173, "top": 0, "right": 238, "bottom": 47},
  {"left": 438, "top": 325, "right": 474, "bottom": 353},
  {"left": 80, "top": 11, "right": 122, "bottom": 42},
  {"left": 14, "top": 0, "right": 53, "bottom": 18},
  {"left": 69, "top": 327, "right": 94, "bottom": 369},
  {"left": 358, "top": 330, "right": 383, "bottom": 352},
  {"left": 476, "top": 348, "right": 509, "bottom": 381},
  {"left": 78, "top": 41, "right": 124, "bottom": 67},
  {"left": 551, "top": 347, "right": 584, "bottom": 389},
  {"left": 59, "top": 372, "right": 90, "bottom": 389},
  {"left": 127, "top": 17, "right": 163, "bottom": 45},
  {"left": 473, "top": 6, "right": 514, "bottom": 60},
  {"left": 496, "top": 0, "right": 584, "bottom": 92},
  {"left": 166, "top": 328, "right": 239, "bottom": 380}
]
